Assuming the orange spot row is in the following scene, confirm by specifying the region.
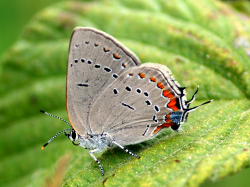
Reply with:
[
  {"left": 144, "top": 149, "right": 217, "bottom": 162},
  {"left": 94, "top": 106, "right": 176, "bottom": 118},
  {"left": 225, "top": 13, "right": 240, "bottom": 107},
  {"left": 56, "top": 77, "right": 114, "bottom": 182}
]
[
  {"left": 164, "top": 113, "right": 172, "bottom": 123},
  {"left": 167, "top": 99, "right": 179, "bottom": 111},
  {"left": 165, "top": 113, "right": 171, "bottom": 119},
  {"left": 122, "top": 63, "right": 127, "bottom": 68},
  {"left": 150, "top": 77, "right": 156, "bottom": 82},
  {"left": 129, "top": 73, "right": 134, "bottom": 76},
  {"left": 162, "top": 123, "right": 174, "bottom": 127},
  {"left": 157, "top": 82, "right": 164, "bottom": 89},
  {"left": 171, "top": 106, "right": 179, "bottom": 111},
  {"left": 138, "top": 72, "right": 146, "bottom": 79},
  {"left": 103, "top": 47, "right": 110, "bottom": 52},
  {"left": 153, "top": 123, "right": 175, "bottom": 134},
  {"left": 162, "top": 90, "right": 174, "bottom": 98},
  {"left": 168, "top": 99, "right": 176, "bottom": 107},
  {"left": 113, "top": 53, "right": 121, "bottom": 59},
  {"left": 165, "top": 119, "right": 172, "bottom": 123}
]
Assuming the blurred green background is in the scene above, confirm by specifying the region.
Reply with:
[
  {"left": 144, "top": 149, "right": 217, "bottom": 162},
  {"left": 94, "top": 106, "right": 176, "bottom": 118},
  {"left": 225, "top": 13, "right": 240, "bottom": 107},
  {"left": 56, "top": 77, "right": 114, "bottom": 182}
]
[
  {"left": 0, "top": 0, "right": 250, "bottom": 186},
  {"left": 0, "top": 0, "right": 67, "bottom": 57}
]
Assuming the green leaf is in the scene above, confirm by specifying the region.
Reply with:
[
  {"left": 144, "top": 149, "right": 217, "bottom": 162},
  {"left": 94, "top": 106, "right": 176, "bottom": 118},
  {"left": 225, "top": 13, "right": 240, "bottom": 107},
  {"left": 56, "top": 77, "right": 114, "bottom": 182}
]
[{"left": 1, "top": 0, "right": 250, "bottom": 187}]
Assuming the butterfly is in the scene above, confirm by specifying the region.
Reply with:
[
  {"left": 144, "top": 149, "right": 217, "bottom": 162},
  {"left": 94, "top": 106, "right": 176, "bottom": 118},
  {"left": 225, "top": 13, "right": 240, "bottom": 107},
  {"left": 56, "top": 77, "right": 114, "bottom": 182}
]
[{"left": 41, "top": 27, "right": 212, "bottom": 175}]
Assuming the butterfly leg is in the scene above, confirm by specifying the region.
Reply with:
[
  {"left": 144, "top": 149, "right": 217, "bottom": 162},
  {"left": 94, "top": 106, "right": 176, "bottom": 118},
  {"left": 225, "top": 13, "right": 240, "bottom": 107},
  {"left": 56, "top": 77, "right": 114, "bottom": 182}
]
[
  {"left": 112, "top": 141, "right": 140, "bottom": 159},
  {"left": 89, "top": 149, "right": 104, "bottom": 176}
]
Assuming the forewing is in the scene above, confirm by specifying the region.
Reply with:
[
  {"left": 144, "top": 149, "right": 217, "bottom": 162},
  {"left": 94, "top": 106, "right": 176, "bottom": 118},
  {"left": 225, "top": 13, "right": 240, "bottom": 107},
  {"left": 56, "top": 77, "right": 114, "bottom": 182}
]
[{"left": 66, "top": 27, "right": 141, "bottom": 135}]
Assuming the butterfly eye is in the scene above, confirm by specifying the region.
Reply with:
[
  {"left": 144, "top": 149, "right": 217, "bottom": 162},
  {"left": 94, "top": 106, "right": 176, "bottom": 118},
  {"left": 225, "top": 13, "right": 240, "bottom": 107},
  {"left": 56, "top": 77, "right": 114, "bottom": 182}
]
[{"left": 70, "top": 130, "right": 79, "bottom": 142}]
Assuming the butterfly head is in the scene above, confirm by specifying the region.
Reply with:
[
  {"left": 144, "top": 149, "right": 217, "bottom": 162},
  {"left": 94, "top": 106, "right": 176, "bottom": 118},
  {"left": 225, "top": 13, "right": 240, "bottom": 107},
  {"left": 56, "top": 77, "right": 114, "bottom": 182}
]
[
  {"left": 40, "top": 110, "right": 80, "bottom": 150},
  {"left": 170, "top": 86, "right": 212, "bottom": 131}
]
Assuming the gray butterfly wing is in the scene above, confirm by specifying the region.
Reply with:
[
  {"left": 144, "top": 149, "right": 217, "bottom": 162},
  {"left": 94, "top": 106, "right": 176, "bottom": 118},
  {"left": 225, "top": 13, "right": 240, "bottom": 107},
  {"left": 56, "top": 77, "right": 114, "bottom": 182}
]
[
  {"left": 66, "top": 27, "right": 141, "bottom": 135},
  {"left": 89, "top": 63, "right": 187, "bottom": 145}
]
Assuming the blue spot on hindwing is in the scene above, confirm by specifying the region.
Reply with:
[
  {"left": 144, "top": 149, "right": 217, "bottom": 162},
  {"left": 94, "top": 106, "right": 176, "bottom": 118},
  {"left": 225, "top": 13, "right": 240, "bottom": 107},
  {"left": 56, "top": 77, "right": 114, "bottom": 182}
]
[{"left": 169, "top": 112, "right": 183, "bottom": 123}]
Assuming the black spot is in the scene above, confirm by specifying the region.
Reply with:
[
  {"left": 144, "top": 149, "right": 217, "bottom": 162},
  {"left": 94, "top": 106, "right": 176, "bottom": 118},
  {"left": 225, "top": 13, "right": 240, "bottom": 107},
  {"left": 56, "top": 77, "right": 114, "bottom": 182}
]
[
  {"left": 88, "top": 60, "right": 92, "bottom": 64},
  {"left": 126, "top": 86, "right": 132, "bottom": 91},
  {"left": 145, "top": 100, "right": 151, "bottom": 106},
  {"left": 75, "top": 44, "right": 79, "bottom": 48},
  {"left": 142, "top": 125, "right": 150, "bottom": 136},
  {"left": 154, "top": 105, "right": 160, "bottom": 112},
  {"left": 85, "top": 41, "right": 89, "bottom": 44},
  {"left": 77, "top": 84, "right": 89, "bottom": 87},
  {"left": 74, "top": 59, "right": 78, "bottom": 63},
  {"left": 171, "top": 123, "right": 180, "bottom": 131},
  {"left": 70, "top": 64, "right": 73, "bottom": 67},
  {"left": 144, "top": 92, "right": 149, "bottom": 97},
  {"left": 94, "top": 64, "right": 101, "bottom": 68},
  {"left": 104, "top": 67, "right": 111, "bottom": 72},
  {"left": 94, "top": 43, "right": 99, "bottom": 47},
  {"left": 113, "top": 89, "right": 118, "bottom": 94},
  {"left": 136, "top": 89, "right": 141, "bottom": 93},
  {"left": 81, "top": 58, "right": 85, "bottom": 62},
  {"left": 122, "top": 103, "right": 134, "bottom": 110},
  {"left": 113, "top": 74, "right": 118, "bottom": 78},
  {"left": 153, "top": 115, "right": 158, "bottom": 123}
]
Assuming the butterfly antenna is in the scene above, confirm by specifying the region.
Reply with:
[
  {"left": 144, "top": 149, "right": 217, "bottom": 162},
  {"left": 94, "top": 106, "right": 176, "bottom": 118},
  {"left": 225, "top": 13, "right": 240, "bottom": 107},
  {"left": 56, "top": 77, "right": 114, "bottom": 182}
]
[
  {"left": 41, "top": 129, "right": 72, "bottom": 150},
  {"left": 186, "top": 99, "right": 213, "bottom": 113},
  {"left": 40, "top": 110, "right": 71, "bottom": 127},
  {"left": 182, "top": 99, "right": 213, "bottom": 122},
  {"left": 185, "top": 85, "right": 199, "bottom": 106}
]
